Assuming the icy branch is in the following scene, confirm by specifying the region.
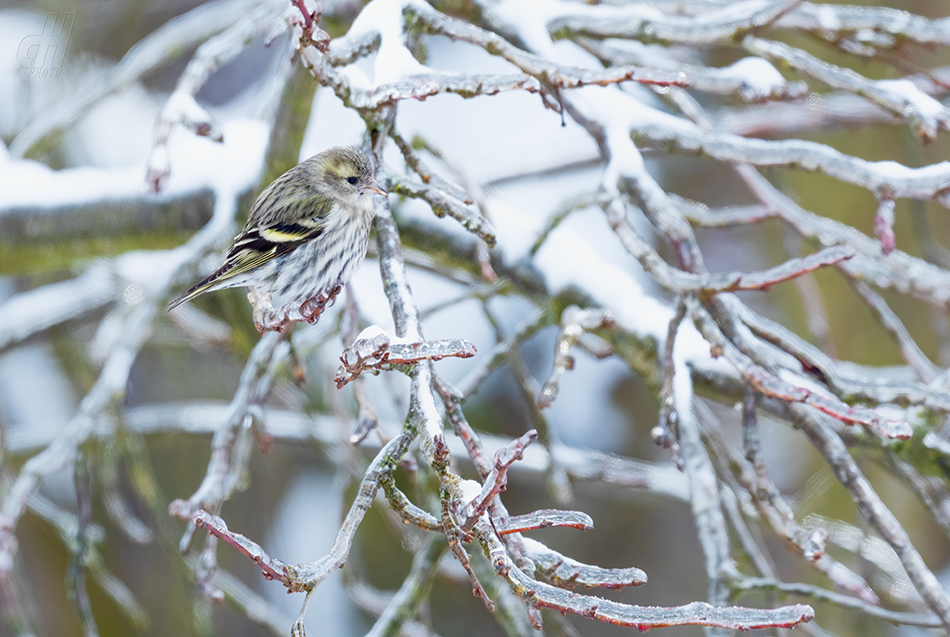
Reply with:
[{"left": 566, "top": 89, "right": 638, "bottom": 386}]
[
  {"left": 474, "top": 519, "right": 813, "bottom": 630},
  {"left": 522, "top": 537, "right": 648, "bottom": 590},
  {"left": 386, "top": 173, "right": 497, "bottom": 246},
  {"left": 546, "top": 0, "right": 805, "bottom": 46},
  {"left": 494, "top": 509, "right": 593, "bottom": 535},
  {"left": 335, "top": 327, "right": 476, "bottom": 388},
  {"left": 538, "top": 306, "right": 614, "bottom": 410},
  {"left": 461, "top": 430, "right": 538, "bottom": 530}
]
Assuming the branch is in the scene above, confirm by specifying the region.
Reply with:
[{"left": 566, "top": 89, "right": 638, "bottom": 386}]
[
  {"left": 494, "top": 509, "right": 593, "bottom": 535},
  {"left": 790, "top": 405, "right": 950, "bottom": 629},
  {"left": 461, "top": 430, "right": 538, "bottom": 530},
  {"left": 690, "top": 303, "right": 913, "bottom": 440},
  {"left": 538, "top": 306, "right": 614, "bottom": 410},
  {"left": 743, "top": 36, "right": 950, "bottom": 142},
  {"left": 335, "top": 328, "right": 475, "bottom": 389},
  {"left": 521, "top": 537, "right": 647, "bottom": 590},
  {"left": 146, "top": 1, "right": 286, "bottom": 192},
  {"left": 736, "top": 578, "right": 944, "bottom": 628},
  {"left": 547, "top": 0, "right": 805, "bottom": 45},
  {"left": 475, "top": 520, "right": 813, "bottom": 630}
]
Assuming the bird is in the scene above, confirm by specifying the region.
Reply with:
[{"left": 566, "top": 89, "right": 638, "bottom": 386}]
[{"left": 168, "top": 146, "right": 386, "bottom": 333}]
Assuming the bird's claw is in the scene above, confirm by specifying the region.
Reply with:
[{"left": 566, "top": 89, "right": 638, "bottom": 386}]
[
  {"left": 253, "top": 310, "right": 291, "bottom": 334},
  {"left": 247, "top": 285, "right": 343, "bottom": 334},
  {"left": 298, "top": 283, "right": 343, "bottom": 324},
  {"left": 248, "top": 289, "right": 289, "bottom": 334}
]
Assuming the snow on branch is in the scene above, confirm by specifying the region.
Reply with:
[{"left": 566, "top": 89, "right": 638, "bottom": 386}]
[
  {"left": 8, "top": 0, "right": 261, "bottom": 159},
  {"left": 579, "top": 38, "right": 809, "bottom": 102},
  {"left": 774, "top": 4, "right": 950, "bottom": 50},
  {"left": 622, "top": 108, "right": 950, "bottom": 203},
  {"left": 544, "top": 0, "right": 804, "bottom": 46},
  {"left": 743, "top": 36, "right": 950, "bottom": 142}
]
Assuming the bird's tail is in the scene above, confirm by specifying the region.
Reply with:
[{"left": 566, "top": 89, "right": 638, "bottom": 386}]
[{"left": 167, "top": 266, "right": 228, "bottom": 312}]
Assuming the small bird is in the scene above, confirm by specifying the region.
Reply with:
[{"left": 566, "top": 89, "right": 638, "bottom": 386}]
[{"left": 168, "top": 146, "right": 386, "bottom": 333}]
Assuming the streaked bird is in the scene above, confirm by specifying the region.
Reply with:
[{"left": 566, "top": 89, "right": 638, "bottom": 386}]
[{"left": 168, "top": 146, "right": 385, "bottom": 333}]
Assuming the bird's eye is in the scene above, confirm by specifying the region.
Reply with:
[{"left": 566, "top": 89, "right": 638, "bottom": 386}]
[{"left": 347, "top": 176, "right": 358, "bottom": 185}]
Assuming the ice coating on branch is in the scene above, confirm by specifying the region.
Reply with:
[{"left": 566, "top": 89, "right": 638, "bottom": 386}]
[
  {"left": 355, "top": 324, "right": 390, "bottom": 344},
  {"left": 348, "top": 326, "right": 392, "bottom": 365},
  {"left": 335, "top": 324, "right": 476, "bottom": 388}
]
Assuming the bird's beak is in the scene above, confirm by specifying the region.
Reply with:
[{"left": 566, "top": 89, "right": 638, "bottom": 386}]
[{"left": 367, "top": 178, "right": 387, "bottom": 196}]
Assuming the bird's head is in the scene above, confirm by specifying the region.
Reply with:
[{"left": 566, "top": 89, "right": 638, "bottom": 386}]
[{"left": 315, "top": 146, "right": 386, "bottom": 208}]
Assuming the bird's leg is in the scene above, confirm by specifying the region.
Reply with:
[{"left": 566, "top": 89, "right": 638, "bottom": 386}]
[
  {"left": 298, "top": 283, "right": 343, "bottom": 325},
  {"left": 248, "top": 289, "right": 290, "bottom": 334}
]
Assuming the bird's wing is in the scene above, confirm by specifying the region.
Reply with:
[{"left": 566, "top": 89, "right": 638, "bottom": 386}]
[
  {"left": 224, "top": 216, "right": 328, "bottom": 276},
  {"left": 167, "top": 211, "right": 330, "bottom": 312}
]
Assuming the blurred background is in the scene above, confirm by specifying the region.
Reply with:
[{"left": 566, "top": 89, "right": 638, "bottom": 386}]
[{"left": 3, "top": 0, "right": 950, "bottom": 636}]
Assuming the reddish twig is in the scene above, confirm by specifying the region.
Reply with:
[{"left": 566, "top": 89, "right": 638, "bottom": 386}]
[
  {"left": 701, "top": 245, "right": 855, "bottom": 293},
  {"left": 291, "top": 0, "right": 330, "bottom": 52},
  {"left": 179, "top": 508, "right": 294, "bottom": 588},
  {"left": 462, "top": 430, "right": 538, "bottom": 530},
  {"left": 433, "top": 374, "right": 494, "bottom": 478},
  {"left": 443, "top": 497, "right": 494, "bottom": 612},
  {"left": 874, "top": 194, "right": 897, "bottom": 255}
]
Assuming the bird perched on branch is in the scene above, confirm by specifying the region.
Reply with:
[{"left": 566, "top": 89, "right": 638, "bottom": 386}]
[{"left": 168, "top": 146, "right": 386, "bottom": 333}]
